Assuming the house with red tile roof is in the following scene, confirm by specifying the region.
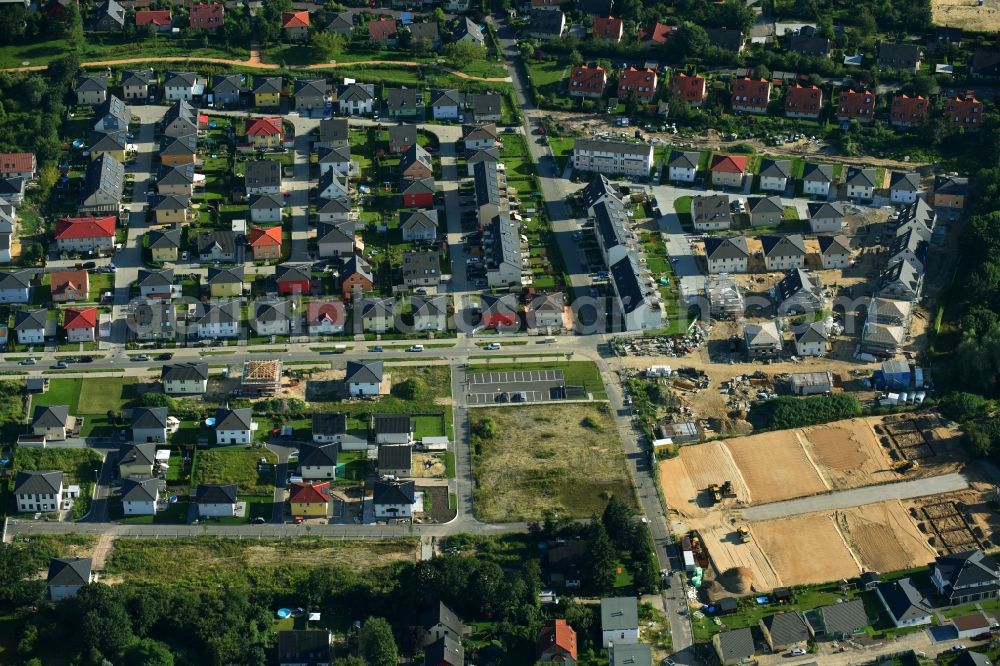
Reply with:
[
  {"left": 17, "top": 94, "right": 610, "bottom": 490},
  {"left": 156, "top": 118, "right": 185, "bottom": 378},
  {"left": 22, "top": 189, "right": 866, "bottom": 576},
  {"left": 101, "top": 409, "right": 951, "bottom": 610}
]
[
  {"left": 50, "top": 270, "right": 89, "bottom": 303},
  {"left": 248, "top": 226, "right": 283, "bottom": 261},
  {"left": 944, "top": 94, "right": 984, "bottom": 131},
  {"left": 568, "top": 65, "right": 607, "bottom": 99},
  {"left": 671, "top": 73, "right": 706, "bottom": 106},
  {"left": 785, "top": 83, "right": 823, "bottom": 119},
  {"left": 54, "top": 216, "right": 116, "bottom": 253},
  {"left": 537, "top": 619, "right": 577, "bottom": 662},
  {"left": 189, "top": 2, "right": 224, "bottom": 29},
  {"left": 245, "top": 117, "right": 283, "bottom": 149},
  {"left": 890, "top": 94, "right": 929, "bottom": 127},
  {"left": 617, "top": 67, "right": 658, "bottom": 101},
  {"left": 288, "top": 481, "right": 330, "bottom": 517},
  {"left": 63, "top": 307, "right": 97, "bottom": 342},
  {"left": 836, "top": 88, "right": 876, "bottom": 123},
  {"left": 135, "top": 9, "right": 172, "bottom": 30},
  {"left": 710, "top": 154, "right": 748, "bottom": 189},
  {"left": 731, "top": 77, "right": 771, "bottom": 114},
  {"left": 368, "top": 18, "right": 398, "bottom": 45},
  {"left": 0, "top": 152, "right": 35, "bottom": 180},
  {"left": 282, "top": 11, "right": 310, "bottom": 41},
  {"left": 592, "top": 16, "right": 623, "bottom": 42},
  {"left": 640, "top": 22, "right": 676, "bottom": 48}
]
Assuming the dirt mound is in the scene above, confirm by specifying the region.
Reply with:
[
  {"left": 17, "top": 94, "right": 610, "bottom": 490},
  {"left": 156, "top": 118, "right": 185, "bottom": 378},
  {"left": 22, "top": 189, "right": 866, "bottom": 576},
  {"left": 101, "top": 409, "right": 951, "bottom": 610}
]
[{"left": 719, "top": 566, "right": 753, "bottom": 595}]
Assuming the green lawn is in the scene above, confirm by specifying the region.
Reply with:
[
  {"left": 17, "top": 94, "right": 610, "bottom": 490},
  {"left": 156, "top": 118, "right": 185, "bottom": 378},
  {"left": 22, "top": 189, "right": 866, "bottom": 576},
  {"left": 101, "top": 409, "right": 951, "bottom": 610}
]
[
  {"left": 76, "top": 377, "right": 139, "bottom": 414},
  {"left": 525, "top": 60, "right": 568, "bottom": 87},
  {"left": 192, "top": 447, "right": 277, "bottom": 495},
  {"left": 31, "top": 378, "right": 83, "bottom": 412}
]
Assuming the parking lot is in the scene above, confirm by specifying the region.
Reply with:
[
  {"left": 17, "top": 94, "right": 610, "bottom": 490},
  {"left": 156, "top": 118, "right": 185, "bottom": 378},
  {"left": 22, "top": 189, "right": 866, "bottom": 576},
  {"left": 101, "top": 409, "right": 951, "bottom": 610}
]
[{"left": 467, "top": 369, "right": 567, "bottom": 405}]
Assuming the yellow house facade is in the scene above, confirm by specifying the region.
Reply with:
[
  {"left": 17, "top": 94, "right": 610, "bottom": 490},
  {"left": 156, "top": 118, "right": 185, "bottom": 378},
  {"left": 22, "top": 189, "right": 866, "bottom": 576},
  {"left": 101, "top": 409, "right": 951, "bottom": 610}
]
[
  {"left": 152, "top": 246, "right": 178, "bottom": 262},
  {"left": 288, "top": 481, "right": 329, "bottom": 517},
  {"left": 209, "top": 281, "right": 243, "bottom": 298},
  {"left": 255, "top": 91, "right": 280, "bottom": 107}
]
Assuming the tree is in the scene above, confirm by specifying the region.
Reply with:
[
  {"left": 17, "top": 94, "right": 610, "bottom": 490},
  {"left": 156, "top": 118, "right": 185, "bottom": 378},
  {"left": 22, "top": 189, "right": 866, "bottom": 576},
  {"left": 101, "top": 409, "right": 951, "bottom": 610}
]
[
  {"left": 0, "top": 5, "right": 27, "bottom": 44},
  {"left": 585, "top": 523, "right": 617, "bottom": 593},
  {"left": 124, "top": 639, "right": 174, "bottom": 666},
  {"left": 392, "top": 376, "right": 425, "bottom": 400},
  {"left": 77, "top": 584, "right": 135, "bottom": 659},
  {"left": 601, "top": 496, "right": 635, "bottom": 547},
  {"left": 519, "top": 41, "right": 534, "bottom": 59},
  {"left": 939, "top": 392, "right": 991, "bottom": 423},
  {"left": 432, "top": 7, "right": 446, "bottom": 23},
  {"left": 312, "top": 30, "right": 346, "bottom": 60},
  {"left": 473, "top": 417, "right": 498, "bottom": 440},
  {"left": 360, "top": 617, "right": 398, "bottom": 666},
  {"left": 443, "top": 41, "right": 486, "bottom": 67}
]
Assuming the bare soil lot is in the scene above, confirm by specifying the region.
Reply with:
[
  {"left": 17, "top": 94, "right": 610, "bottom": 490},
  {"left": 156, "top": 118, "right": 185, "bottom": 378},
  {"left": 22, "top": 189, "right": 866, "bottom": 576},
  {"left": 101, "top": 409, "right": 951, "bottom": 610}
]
[
  {"left": 801, "top": 418, "right": 897, "bottom": 490},
  {"left": 751, "top": 513, "right": 862, "bottom": 585},
  {"left": 725, "top": 429, "right": 828, "bottom": 504},
  {"left": 836, "top": 500, "right": 938, "bottom": 573},
  {"left": 471, "top": 404, "right": 635, "bottom": 522},
  {"left": 659, "top": 441, "right": 748, "bottom": 518},
  {"left": 699, "top": 525, "right": 782, "bottom": 593},
  {"left": 932, "top": 0, "right": 1000, "bottom": 31}
]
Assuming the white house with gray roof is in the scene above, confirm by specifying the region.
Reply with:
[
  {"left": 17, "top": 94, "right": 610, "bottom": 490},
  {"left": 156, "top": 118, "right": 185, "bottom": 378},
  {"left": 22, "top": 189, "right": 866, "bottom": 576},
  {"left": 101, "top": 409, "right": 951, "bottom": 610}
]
[
  {"left": 809, "top": 201, "right": 848, "bottom": 233},
  {"left": 744, "top": 320, "right": 783, "bottom": 358},
  {"left": 337, "top": 83, "right": 375, "bottom": 116},
  {"left": 846, "top": 167, "right": 877, "bottom": 200},
  {"left": 431, "top": 89, "right": 465, "bottom": 120},
  {"left": 704, "top": 236, "right": 749, "bottom": 273},
  {"left": 215, "top": 408, "right": 254, "bottom": 445},
  {"left": 762, "top": 234, "right": 807, "bottom": 271},
  {"left": 572, "top": 139, "right": 654, "bottom": 177},
  {"left": 747, "top": 195, "right": 784, "bottom": 227},
  {"left": 668, "top": 150, "right": 700, "bottom": 182},
  {"left": 163, "top": 71, "right": 199, "bottom": 101},
  {"left": 793, "top": 321, "right": 829, "bottom": 356},
  {"left": 14, "top": 471, "right": 67, "bottom": 513},
  {"left": 889, "top": 171, "right": 921, "bottom": 204},
  {"left": 122, "top": 477, "right": 160, "bottom": 515},
  {"left": 162, "top": 362, "right": 209, "bottom": 394},
  {"left": 818, "top": 234, "right": 851, "bottom": 268},
  {"left": 14, "top": 308, "right": 49, "bottom": 344},
  {"left": 692, "top": 194, "right": 731, "bottom": 230},
  {"left": 0, "top": 270, "right": 33, "bottom": 303},
  {"left": 802, "top": 162, "right": 835, "bottom": 197},
  {"left": 345, "top": 360, "right": 386, "bottom": 397},
  {"left": 758, "top": 159, "right": 792, "bottom": 192},
  {"left": 401, "top": 209, "right": 439, "bottom": 242},
  {"left": 131, "top": 407, "right": 168, "bottom": 443},
  {"left": 600, "top": 597, "right": 639, "bottom": 647},
  {"left": 47, "top": 557, "right": 93, "bottom": 600}
]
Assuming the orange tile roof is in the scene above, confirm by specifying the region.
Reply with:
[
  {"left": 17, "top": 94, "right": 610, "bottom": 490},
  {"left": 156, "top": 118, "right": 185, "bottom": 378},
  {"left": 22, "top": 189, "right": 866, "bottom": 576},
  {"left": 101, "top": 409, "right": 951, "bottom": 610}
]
[
  {"left": 710, "top": 154, "right": 748, "bottom": 173},
  {"left": 640, "top": 22, "right": 676, "bottom": 45},
  {"left": 136, "top": 9, "right": 171, "bottom": 26},
  {"left": 64, "top": 307, "right": 97, "bottom": 330},
  {"left": 0, "top": 153, "right": 34, "bottom": 173},
  {"left": 671, "top": 73, "right": 706, "bottom": 102},
  {"left": 537, "top": 619, "right": 577, "bottom": 660},
  {"left": 288, "top": 481, "right": 329, "bottom": 504},
  {"left": 890, "top": 93, "right": 929, "bottom": 124},
  {"left": 50, "top": 270, "right": 89, "bottom": 298},
  {"left": 282, "top": 10, "right": 310, "bottom": 28},
  {"left": 248, "top": 225, "right": 282, "bottom": 247},
  {"left": 568, "top": 65, "right": 607, "bottom": 94},
  {"left": 246, "top": 117, "right": 282, "bottom": 137},
  {"left": 54, "top": 216, "right": 116, "bottom": 239},
  {"left": 785, "top": 84, "right": 823, "bottom": 114}
]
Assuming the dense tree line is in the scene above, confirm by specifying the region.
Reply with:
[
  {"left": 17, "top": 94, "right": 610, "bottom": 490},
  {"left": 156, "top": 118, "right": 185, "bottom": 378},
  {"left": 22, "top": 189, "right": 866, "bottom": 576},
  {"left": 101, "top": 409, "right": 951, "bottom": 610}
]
[{"left": 753, "top": 394, "right": 861, "bottom": 430}]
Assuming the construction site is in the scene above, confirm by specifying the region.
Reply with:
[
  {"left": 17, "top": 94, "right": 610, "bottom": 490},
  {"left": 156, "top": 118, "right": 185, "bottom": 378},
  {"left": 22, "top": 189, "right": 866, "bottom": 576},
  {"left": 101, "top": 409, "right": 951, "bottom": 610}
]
[{"left": 663, "top": 413, "right": 985, "bottom": 595}]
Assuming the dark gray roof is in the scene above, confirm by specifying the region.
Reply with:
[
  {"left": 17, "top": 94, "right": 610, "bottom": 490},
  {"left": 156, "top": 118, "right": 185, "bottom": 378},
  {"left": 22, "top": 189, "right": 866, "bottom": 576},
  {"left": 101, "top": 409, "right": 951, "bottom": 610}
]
[
  {"left": 83, "top": 153, "right": 124, "bottom": 202},
  {"left": 47, "top": 557, "right": 92, "bottom": 586},
  {"left": 716, "top": 628, "right": 754, "bottom": 662},
  {"left": 318, "top": 117, "right": 349, "bottom": 143},
  {"left": 819, "top": 599, "right": 869, "bottom": 635},
  {"left": 431, "top": 89, "right": 465, "bottom": 108},
  {"left": 14, "top": 308, "right": 48, "bottom": 330},
  {"left": 876, "top": 579, "right": 932, "bottom": 623},
  {"left": 610, "top": 644, "right": 651, "bottom": 666},
  {"left": 76, "top": 74, "right": 107, "bottom": 93},
  {"left": 400, "top": 208, "right": 438, "bottom": 232},
  {"left": 338, "top": 82, "right": 374, "bottom": 103},
  {"left": 387, "top": 87, "right": 421, "bottom": 113},
  {"left": 196, "top": 483, "right": 237, "bottom": 504},
  {"left": 276, "top": 630, "right": 331, "bottom": 665},
  {"left": 196, "top": 230, "right": 237, "bottom": 255},
  {"left": 935, "top": 551, "right": 1000, "bottom": 591},
  {"left": 889, "top": 171, "right": 920, "bottom": 192},
  {"left": 574, "top": 138, "right": 653, "bottom": 157},
  {"left": 400, "top": 143, "right": 432, "bottom": 173},
  {"left": 248, "top": 192, "right": 284, "bottom": 210},
  {"left": 245, "top": 160, "right": 281, "bottom": 188},
  {"left": 402, "top": 250, "right": 440, "bottom": 281},
  {"left": 318, "top": 145, "right": 352, "bottom": 164},
  {"left": 462, "top": 122, "right": 497, "bottom": 143},
  {"left": 89, "top": 130, "right": 127, "bottom": 152},
  {"left": 311, "top": 412, "right": 346, "bottom": 438},
  {"left": 317, "top": 222, "right": 352, "bottom": 245},
  {"left": 776, "top": 268, "right": 822, "bottom": 302},
  {"left": 818, "top": 234, "right": 851, "bottom": 256},
  {"left": 762, "top": 611, "right": 810, "bottom": 646},
  {"left": 316, "top": 197, "right": 352, "bottom": 215},
  {"left": 121, "top": 476, "right": 159, "bottom": 502},
  {"left": 704, "top": 236, "right": 749, "bottom": 260},
  {"left": 212, "top": 74, "right": 243, "bottom": 95},
  {"left": 935, "top": 174, "right": 969, "bottom": 196},
  {"left": 759, "top": 158, "right": 792, "bottom": 179},
  {"left": 582, "top": 174, "right": 621, "bottom": 210},
  {"left": 878, "top": 41, "right": 921, "bottom": 68},
  {"left": 600, "top": 596, "right": 638, "bottom": 631},
  {"left": 802, "top": 162, "right": 834, "bottom": 183},
  {"left": 254, "top": 299, "right": 292, "bottom": 322},
  {"left": 345, "top": 360, "right": 383, "bottom": 384},
  {"left": 157, "top": 164, "right": 194, "bottom": 186},
  {"left": 610, "top": 256, "right": 646, "bottom": 314},
  {"left": 472, "top": 92, "right": 502, "bottom": 117},
  {"left": 704, "top": 27, "right": 743, "bottom": 50},
  {"left": 215, "top": 407, "right": 253, "bottom": 430},
  {"left": 372, "top": 479, "right": 415, "bottom": 504},
  {"left": 295, "top": 78, "right": 331, "bottom": 98},
  {"left": 164, "top": 71, "right": 197, "bottom": 89},
  {"left": 131, "top": 407, "right": 168, "bottom": 429},
  {"left": 378, "top": 444, "right": 412, "bottom": 470},
  {"left": 424, "top": 636, "right": 463, "bottom": 666},
  {"left": 879, "top": 258, "right": 921, "bottom": 294},
  {"left": 14, "top": 470, "right": 62, "bottom": 495},
  {"left": 252, "top": 76, "right": 283, "bottom": 95},
  {"left": 342, "top": 254, "right": 373, "bottom": 283},
  {"left": 275, "top": 263, "right": 312, "bottom": 284},
  {"left": 161, "top": 362, "right": 208, "bottom": 382},
  {"left": 192, "top": 301, "right": 236, "bottom": 326},
  {"left": 375, "top": 413, "right": 413, "bottom": 434},
  {"left": 692, "top": 194, "right": 731, "bottom": 225},
  {"left": 0, "top": 269, "right": 33, "bottom": 290},
  {"left": 809, "top": 201, "right": 848, "bottom": 220},
  {"left": 153, "top": 194, "right": 189, "bottom": 212},
  {"left": 789, "top": 28, "right": 830, "bottom": 55},
  {"left": 119, "top": 442, "right": 156, "bottom": 467},
  {"left": 529, "top": 7, "right": 564, "bottom": 34},
  {"left": 207, "top": 266, "right": 245, "bottom": 285},
  {"left": 402, "top": 177, "right": 435, "bottom": 195},
  {"left": 668, "top": 150, "right": 699, "bottom": 169},
  {"left": 388, "top": 123, "right": 418, "bottom": 148},
  {"left": 121, "top": 69, "right": 154, "bottom": 88},
  {"left": 33, "top": 405, "right": 69, "bottom": 428},
  {"left": 846, "top": 167, "right": 877, "bottom": 188},
  {"left": 299, "top": 441, "right": 339, "bottom": 466},
  {"left": 414, "top": 295, "right": 449, "bottom": 317},
  {"left": 761, "top": 234, "right": 806, "bottom": 257},
  {"left": 951, "top": 652, "right": 993, "bottom": 666},
  {"left": 748, "top": 195, "right": 783, "bottom": 215},
  {"left": 453, "top": 16, "right": 483, "bottom": 43}
]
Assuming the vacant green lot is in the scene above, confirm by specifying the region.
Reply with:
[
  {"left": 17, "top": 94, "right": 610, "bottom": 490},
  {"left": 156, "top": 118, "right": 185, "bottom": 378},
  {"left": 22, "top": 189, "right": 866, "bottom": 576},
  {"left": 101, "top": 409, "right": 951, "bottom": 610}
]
[{"left": 192, "top": 447, "right": 276, "bottom": 495}]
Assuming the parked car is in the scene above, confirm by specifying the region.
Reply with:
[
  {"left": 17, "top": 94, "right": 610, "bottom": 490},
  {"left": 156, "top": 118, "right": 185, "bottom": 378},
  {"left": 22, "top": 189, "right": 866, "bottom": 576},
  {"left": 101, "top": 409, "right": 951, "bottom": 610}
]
[
  {"left": 133, "top": 354, "right": 150, "bottom": 361},
  {"left": 18, "top": 358, "right": 36, "bottom": 365},
  {"left": 155, "top": 353, "right": 173, "bottom": 361},
  {"left": 51, "top": 361, "right": 68, "bottom": 369},
  {"left": 372, "top": 345, "right": 383, "bottom": 353},
  {"left": 484, "top": 343, "right": 501, "bottom": 351},
  {"left": 406, "top": 345, "right": 424, "bottom": 352}
]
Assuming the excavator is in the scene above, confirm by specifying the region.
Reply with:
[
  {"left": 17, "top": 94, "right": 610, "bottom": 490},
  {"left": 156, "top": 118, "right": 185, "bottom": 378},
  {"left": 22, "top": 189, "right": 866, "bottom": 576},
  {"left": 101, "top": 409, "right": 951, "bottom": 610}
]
[
  {"left": 737, "top": 526, "right": 751, "bottom": 543},
  {"left": 893, "top": 459, "right": 919, "bottom": 473}
]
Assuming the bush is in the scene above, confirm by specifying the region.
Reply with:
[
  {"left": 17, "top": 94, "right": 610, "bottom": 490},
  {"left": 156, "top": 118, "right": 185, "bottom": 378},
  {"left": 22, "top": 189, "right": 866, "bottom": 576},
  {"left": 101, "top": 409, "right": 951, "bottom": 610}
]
[
  {"left": 391, "top": 377, "right": 425, "bottom": 401},
  {"left": 139, "top": 392, "right": 176, "bottom": 410},
  {"left": 754, "top": 394, "right": 861, "bottom": 430},
  {"left": 473, "top": 417, "right": 498, "bottom": 441}
]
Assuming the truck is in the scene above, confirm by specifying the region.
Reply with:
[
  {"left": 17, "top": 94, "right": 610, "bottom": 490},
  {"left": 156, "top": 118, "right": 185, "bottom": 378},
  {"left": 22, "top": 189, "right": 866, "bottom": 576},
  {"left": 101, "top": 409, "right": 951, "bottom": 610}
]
[{"left": 737, "top": 526, "right": 751, "bottom": 543}]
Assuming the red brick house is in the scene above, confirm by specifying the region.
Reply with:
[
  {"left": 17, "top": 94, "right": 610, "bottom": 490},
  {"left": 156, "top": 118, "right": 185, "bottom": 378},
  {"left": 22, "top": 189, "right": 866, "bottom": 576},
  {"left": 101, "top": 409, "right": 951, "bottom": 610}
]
[
  {"left": 671, "top": 73, "right": 706, "bottom": 106},
  {"left": 401, "top": 177, "right": 435, "bottom": 208},
  {"left": 944, "top": 94, "right": 983, "bottom": 131},
  {"left": 567, "top": 65, "right": 607, "bottom": 99},
  {"left": 135, "top": 9, "right": 172, "bottom": 30},
  {"left": 890, "top": 94, "right": 929, "bottom": 127},
  {"left": 617, "top": 67, "right": 658, "bottom": 101},
  {"left": 785, "top": 83, "right": 823, "bottom": 119},
  {"left": 731, "top": 77, "right": 771, "bottom": 114},
  {"left": 276, "top": 264, "right": 312, "bottom": 296},
  {"left": 248, "top": 226, "right": 282, "bottom": 261},
  {"left": 836, "top": 88, "right": 876, "bottom": 123},
  {"left": 592, "top": 16, "right": 623, "bottom": 42},
  {"left": 189, "top": 2, "right": 224, "bottom": 29},
  {"left": 50, "top": 270, "right": 89, "bottom": 303},
  {"left": 63, "top": 307, "right": 97, "bottom": 343}
]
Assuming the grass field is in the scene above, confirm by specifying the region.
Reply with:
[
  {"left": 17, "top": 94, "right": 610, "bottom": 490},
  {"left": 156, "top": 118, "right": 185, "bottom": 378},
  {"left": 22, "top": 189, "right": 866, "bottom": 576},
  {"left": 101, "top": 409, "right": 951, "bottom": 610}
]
[
  {"left": 192, "top": 447, "right": 277, "bottom": 495},
  {"left": 471, "top": 403, "right": 634, "bottom": 522},
  {"left": 32, "top": 377, "right": 138, "bottom": 415},
  {"left": 465, "top": 360, "right": 607, "bottom": 399}
]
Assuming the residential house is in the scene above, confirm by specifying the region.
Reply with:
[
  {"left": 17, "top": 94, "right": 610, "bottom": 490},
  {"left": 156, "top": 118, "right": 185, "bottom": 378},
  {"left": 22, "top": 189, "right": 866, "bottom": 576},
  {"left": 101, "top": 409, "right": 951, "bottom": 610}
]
[
  {"left": 305, "top": 300, "right": 346, "bottom": 335},
  {"left": 193, "top": 300, "right": 241, "bottom": 338},
  {"left": 618, "top": 67, "right": 658, "bottom": 101},
  {"left": 890, "top": 94, "right": 929, "bottom": 127},
  {"left": 802, "top": 163, "right": 835, "bottom": 198},
  {"left": 32, "top": 405, "right": 71, "bottom": 441},
  {"left": 137, "top": 268, "right": 180, "bottom": 299},
  {"left": 244, "top": 159, "right": 282, "bottom": 196},
  {"left": 14, "top": 471, "right": 65, "bottom": 513},
  {"left": 418, "top": 602, "right": 465, "bottom": 647},
  {"left": 453, "top": 17, "right": 485, "bottom": 47},
  {"left": 471, "top": 93, "right": 503, "bottom": 122},
  {"left": 971, "top": 50, "right": 1000, "bottom": 79},
  {"left": 704, "top": 27, "right": 744, "bottom": 52},
  {"left": 388, "top": 124, "right": 418, "bottom": 154},
  {"left": 0, "top": 270, "right": 33, "bottom": 303},
  {"left": 785, "top": 83, "right": 823, "bottom": 119},
  {"left": 794, "top": 321, "right": 829, "bottom": 356},
  {"left": 483, "top": 214, "right": 524, "bottom": 289},
  {"left": 815, "top": 599, "right": 869, "bottom": 639},
  {"left": 667, "top": 150, "right": 700, "bottom": 182},
  {"left": 190, "top": 2, "right": 224, "bottom": 29},
  {"left": 163, "top": 71, "right": 199, "bottom": 101},
  {"left": 537, "top": 619, "right": 577, "bottom": 662},
  {"left": 91, "top": 95, "right": 130, "bottom": 132},
  {"left": 275, "top": 264, "right": 312, "bottom": 296},
  {"left": 159, "top": 133, "right": 198, "bottom": 166},
  {"left": 401, "top": 209, "right": 439, "bottom": 242},
  {"left": 400, "top": 144, "right": 433, "bottom": 179},
  {"left": 252, "top": 76, "right": 283, "bottom": 107},
  {"left": 789, "top": 25, "right": 830, "bottom": 56},
  {"left": 889, "top": 171, "right": 921, "bottom": 204},
  {"left": 276, "top": 630, "right": 332, "bottom": 666},
  {"left": 88, "top": 130, "right": 127, "bottom": 163},
  {"left": 368, "top": 17, "right": 398, "bottom": 45},
  {"left": 401, "top": 178, "right": 436, "bottom": 208},
  {"left": 196, "top": 230, "right": 238, "bottom": 262},
  {"left": 951, "top": 652, "right": 993, "bottom": 666},
  {"left": 0, "top": 177, "right": 24, "bottom": 205},
  {"left": 932, "top": 550, "right": 1000, "bottom": 605},
  {"left": 245, "top": 117, "right": 283, "bottom": 150},
  {"left": 704, "top": 236, "right": 749, "bottom": 273},
  {"left": 609, "top": 645, "right": 651, "bottom": 666},
  {"left": 215, "top": 407, "right": 254, "bottom": 445},
  {"left": 809, "top": 201, "right": 848, "bottom": 233},
  {"left": 373, "top": 479, "right": 415, "bottom": 519},
  {"left": 480, "top": 292, "right": 519, "bottom": 330},
  {"left": 121, "top": 477, "right": 160, "bottom": 516},
  {"left": 14, "top": 309, "right": 49, "bottom": 344},
  {"left": 131, "top": 407, "right": 168, "bottom": 443},
  {"left": 572, "top": 139, "right": 653, "bottom": 177},
  {"left": 386, "top": 88, "right": 424, "bottom": 121},
  {"left": 378, "top": 444, "right": 412, "bottom": 478},
  {"left": 79, "top": 154, "right": 125, "bottom": 215},
  {"left": 875, "top": 579, "right": 933, "bottom": 627},
  {"left": 161, "top": 362, "right": 209, "bottom": 395},
  {"left": 248, "top": 225, "right": 283, "bottom": 261},
  {"left": 671, "top": 72, "right": 706, "bottom": 106},
  {"left": 294, "top": 78, "right": 333, "bottom": 115},
  {"left": 772, "top": 268, "right": 824, "bottom": 314},
  {"left": 731, "top": 77, "right": 770, "bottom": 114},
  {"left": 413, "top": 296, "right": 449, "bottom": 332},
  {"left": 337, "top": 83, "right": 375, "bottom": 115},
  {"left": 526, "top": 292, "right": 565, "bottom": 331},
  {"left": 121, "top": 69, "right": 154, "bottom": 102},
  {"left": 298, "top": 441, "right": 338, "bottom": 478},
  {"left": 593, "top": 15, "right": 623, "bottom": 41},
  {"left": 748, "top": 196, "right": 784, "bottom": 226},
  {"left": 75, "top": 74, "right": 108, "bottom": 106},
  {"left": 316, "top": 117, "right": 349, "bottom": 149},
  {"left": 92, "top": 0, "right": 125, "bottom": 30},
  {"left": 837, "top": 88, "right": 876, "bottom": 123},
  {"left": 425, "top": 637, "right": 463, "bottom": 666},
  {"left": 462, "top": 123, "right": 498, "bottom": 151},
  {"left": 743, "top": 320, "right": 783, "bottom": 358},
  {"left": 317, "top": 168, "right": 350, "bottom": 200},
  {"left": 152, "top": 195, "right": 190, "bottom": 225},
  {"left": 282, "top": 11, "right": 310, "bottom": 41},
  {"left": 206, "top": 267, "right": 245, "bottom": 298},
  {"left": 0, "top": 153, "right": 35, "bottom": 180},
  {"left": 135, "top": 9, "right": 172, "bottom": 30},
  {"left": 600, "top": 597, "right": 639, "bottom": 647},
  {"left": 156, "top": 164, "right": 195, "bottom": 198},
  {"left": 709, "top": 154, "right": 747, "bottom": 189},
  {"left": 944, "top": 94, "right": 983, "bottom": 131},
  {"left": 161, "top": 100, "right": 199, "bottom": 138},
  {"left": 759, "top": 159, "right": 793, "bottom": 192},
  {"left": 288, "top": 481, "right": 330, "bottom": 517},
  {"left": 934, "top": 174, "right": 969, "bottom": 209},
  {"left": 760, "top": 612, "right": 811, "bottom": 651},
  {"left": 49, "top": 270, "right": 88, "bottom": 303},
  {"left": 818, "top": 234, "right": 851, "bottom": 269},
  {"left": 318, "top": 146, "right": 357, "bottom": 177},
  {"left": 692, "top": 194, "right": 731, "bottom": 231},
  {"left": 211, "top": 74, "right": 243, "bottom": 107},
  {"left": 568, "top": 64, "right": 607, "bottom": 98},
  {"left": 712, "top": 628, "right": 754, "bottom": 666},
  {"left": 249, "top": 193, "right": 284, "bottom": 224},
  {"left": 340, "top": 254, "right": 374, "bottom": 297},
  {"left": 846, "top": 167, "right": 877, "bottom": 200},
  {"left": 528, "top": 7, "right": 565, "bottom": 38},
  {"left": 47, "top": 558, "right": 93, "bottom": 600},
  {"left": 359, "top": 297, "right": 394, "bottom": 333},
  {"left": 195, "top": 483, "right": 237, "bottom": 517},
  {"left": 316, "top": 222, "right": 355, "bottom": 258},
  {"left": 430, "top": 89, "right": 465, "bottom": 121},
  {"left": 127, "top": 299, "right": 177, "bottom": 341},
  {"left": 345, "top": 360, "right": 386, "bottom": 397},
  {"left": 640, "top": 21, "right": 676, "bottom": 48},
  {"left": 878, "top": 42, "right": 922, "bottom": 72},
  {"left": 326, "top": 12, "right": 354, "bottom": 37},
  {"left": 401, "top": 250, "right": 440, "bottom": 288},
  {"left": 63, "top": 307, "right": 97, "bottom": 343}
]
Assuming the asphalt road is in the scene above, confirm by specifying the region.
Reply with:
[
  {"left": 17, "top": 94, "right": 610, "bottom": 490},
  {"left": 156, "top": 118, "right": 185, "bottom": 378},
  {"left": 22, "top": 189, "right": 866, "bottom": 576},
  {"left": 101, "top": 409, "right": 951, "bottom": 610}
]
[{"left": 742, "top": 472, "right": 970, "bottom": 521}]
